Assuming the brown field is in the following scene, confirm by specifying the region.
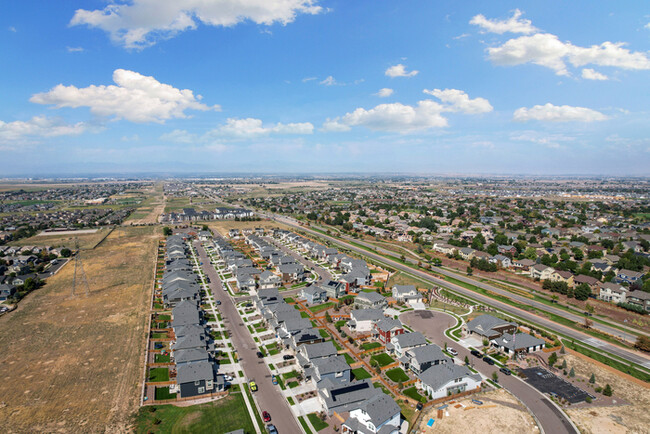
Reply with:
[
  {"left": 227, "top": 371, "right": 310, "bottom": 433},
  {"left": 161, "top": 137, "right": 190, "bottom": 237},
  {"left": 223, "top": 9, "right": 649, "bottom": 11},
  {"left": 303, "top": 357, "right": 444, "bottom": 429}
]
[
  {"left": 414, "top": 389, "right": 538, "bottom": 434},
  {"left": 562, "top": 353, "right": 650, "bottom": 434},
  {"left": 9, "top": 227, "right": 113, "bottom": 250},
  {"left": 126, "top": 185, "right": 166, "bottom": 225},
  {"left": 0, "top": 225, "right": 159, "bottom": 433}
]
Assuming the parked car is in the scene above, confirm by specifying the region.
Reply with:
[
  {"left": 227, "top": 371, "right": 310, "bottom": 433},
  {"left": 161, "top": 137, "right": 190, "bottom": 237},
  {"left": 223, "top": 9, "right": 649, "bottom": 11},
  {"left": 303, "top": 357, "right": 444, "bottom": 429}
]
[
  {"left": 267, "top": 424, "right": 278, "bottom": 434},
  {"left": 257, "top": 351, "right": 264, "bottom": 358},
  {"left": 263, "top": 411, "right": 271, "bottom": 422},
  {"left": 272, "top": 375, "right": 278, "bottom": 385},
  {"left": 283, "top": 354, "right": 294, "bottom": 360},
  {"left": 416, "top": 402, "right": 424, "bottom": 411},
  {"left": 500, "top": 367, "right": 512, "bottom": 376},
  {"left": 482, "top": 356, "right": 495, "bottom": 365},
  {"left": 448, "top": 348, "right": 458, "bottom": 356},
  {"left": 470, "top": 350, "right": 482, "bottom": 357},
  {"left": 249, "top": 381, "right": 258, "bottom": 392},
  {"left": 216, "top": 300, "right": 221, "bottom": 305}
]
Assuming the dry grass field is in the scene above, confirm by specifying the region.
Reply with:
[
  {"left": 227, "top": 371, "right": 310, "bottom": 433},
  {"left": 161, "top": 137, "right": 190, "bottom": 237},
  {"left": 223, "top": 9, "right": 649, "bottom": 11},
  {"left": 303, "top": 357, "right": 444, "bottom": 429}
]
[
  {"left": 0, "top": 226, "right": 159, "bottom": 433},
  {"left": 563, "top": 353, "right": 650, "bottom": 434},
  {"left": 9, "top": 227, "right": 113, "bottom": 250},
  {"left": 414, "top": 389, "right": 538, "bottom": 434},
  {"left": 125, "top": 186, "right": 166, "bottom": 225}
]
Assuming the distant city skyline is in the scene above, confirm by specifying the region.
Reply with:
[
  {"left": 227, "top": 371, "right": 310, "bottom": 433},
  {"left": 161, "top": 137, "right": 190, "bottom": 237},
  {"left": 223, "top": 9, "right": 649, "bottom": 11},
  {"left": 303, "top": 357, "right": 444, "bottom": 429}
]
[{"left": 1, "top": 1, "right": 649, "bottom": 175}]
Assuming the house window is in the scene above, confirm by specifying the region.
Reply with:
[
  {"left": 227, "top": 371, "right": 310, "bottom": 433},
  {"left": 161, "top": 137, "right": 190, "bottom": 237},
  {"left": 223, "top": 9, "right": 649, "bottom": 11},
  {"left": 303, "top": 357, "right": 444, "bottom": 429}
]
[
  {"left": 335, "top": 371, "right": 343, "bottom": 377},
  {"left": 198, "top": 386, "right": 205, "bottom": 394},
  {"left": 194, "top": 380, "right": 201, "bottom": 386}
]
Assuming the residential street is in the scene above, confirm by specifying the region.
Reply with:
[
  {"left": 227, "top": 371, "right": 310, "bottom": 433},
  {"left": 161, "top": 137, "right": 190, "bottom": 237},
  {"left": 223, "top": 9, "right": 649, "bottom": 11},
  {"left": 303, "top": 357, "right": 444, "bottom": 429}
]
[
  {"left": 194, "top": 241, "right": 302, "bottom": 434},
  {"left": 401, "top": 310, "right": 578, "bottom": 434},
  {"left": 264, "top": 236, "right": 333, "bottom": 283}
]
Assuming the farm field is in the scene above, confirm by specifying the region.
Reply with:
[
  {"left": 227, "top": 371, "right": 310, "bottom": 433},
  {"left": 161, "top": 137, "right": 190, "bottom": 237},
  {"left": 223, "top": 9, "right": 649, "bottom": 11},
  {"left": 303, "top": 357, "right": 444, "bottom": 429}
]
[
  {"left": 8, "top": 226, "right": 114, "bottom": 250},
  {"left": 0, "top": 225, "right": 159, "bottom": 433},
  {"left": 126, "top": 184, "right": 166, "bottom": 225}
]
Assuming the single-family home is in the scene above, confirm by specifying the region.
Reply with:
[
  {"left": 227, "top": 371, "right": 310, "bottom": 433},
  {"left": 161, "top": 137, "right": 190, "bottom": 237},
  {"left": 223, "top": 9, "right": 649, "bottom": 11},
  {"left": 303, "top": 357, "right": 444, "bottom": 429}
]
[
  {"left": 348, "top": 309, "right": 385, "bottom": 332},
  {"left": 530, "top": 264, "right": 554, "bottom": 280},
  {"left": 176, "top": 361, "right": 219, "bottom": 398},
  {"left": 307, "top": 355, "right": 351, "bottom": 386},
  {"left": 401, "top": 344, "right": 450, "bottom": 375},
  {"left": 391, "top": 285, "right": 420, "bottom": 302},
  {"left": 599, "top": 282, "right": 627, "bottom": 304},
  {"left": 302, "top": 286, "right": 328, "bottom": 304},
  {"left": 465, "top": 314, "right": 517, "bottom": 339},
  {"left": 318, "top": 378, "right": 375, "bottom": 415},
  {"left": 388, "top": 332, "right": 427, "bottom": 358},
  {"left": 492, "top": 332, "right": 546, "bottom": 357},
  {"left": 417, "top": 363, "right": 482, "bottom": 400},
  {"left": 616, "top": 269, "right": 644, "bottom": 285},
  {"left": 341, "top": 393, "right": 401, "bottom": 434},
  {"left": 626, "top": 291, "right": 650, "bottom": 312},
  {"left": 374, "top": 318, "right": 404, "bottom": 344},
  {"left": 258, "top": 270, "right": 281, "bottom": 289},
  {"left": 354, "top": 291, "right": 387, "bottom": 309}
]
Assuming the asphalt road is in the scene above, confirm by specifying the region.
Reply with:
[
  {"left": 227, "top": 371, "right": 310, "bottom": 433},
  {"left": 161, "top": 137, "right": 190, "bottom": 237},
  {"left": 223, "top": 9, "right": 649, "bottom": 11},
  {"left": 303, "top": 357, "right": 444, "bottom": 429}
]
[
  {"left": 268, "top": 214, "right": 650, "bottom": 370},
  {"left": 401, "top": 310, "right": 578, "bottom": 434},
  {"left": 194, "top": 240, "right": 301, "bottom": 434}
]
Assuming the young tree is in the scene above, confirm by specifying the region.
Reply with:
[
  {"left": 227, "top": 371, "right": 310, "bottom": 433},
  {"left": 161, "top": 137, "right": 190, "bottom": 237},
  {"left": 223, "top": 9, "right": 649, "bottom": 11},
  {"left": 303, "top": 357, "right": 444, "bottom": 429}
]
[
  {"left": 603, "top": 384, "right": 613, "bottom": 396},
  {"left": 569, "top": 367, "right": 575, "bottom": 377},
  {"left": 492, "top": 371, "right": 499, "bottom": 382},
  {"left": 548, "top": 352, "right": 558, "bottom": 366},
  {"left": 589, "top": 373, "right": 595, "bottom": 384},
  {"left": 464, "top": 355, "right": 470, "bottom": 365},
  {"left": 561, "top": 359, "right": 567, "bottom": 370},
  {"left": 466, "top": 266, "right": 473, "bottom": 276},
  {"left": 325, "top": 311, "right": 332, "bottom": 323}
]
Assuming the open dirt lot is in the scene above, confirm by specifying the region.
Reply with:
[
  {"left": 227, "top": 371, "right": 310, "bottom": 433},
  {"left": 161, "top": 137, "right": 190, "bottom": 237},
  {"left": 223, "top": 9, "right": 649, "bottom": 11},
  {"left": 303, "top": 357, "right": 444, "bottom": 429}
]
[
  {"left": 9, "top": 227, "right": 113, "bottom": 250},
  {"left": 0, "top": 226, "right": 159, "bottom": 433},
  {"left": 414, "top": 389, "right": 538, "bottom": 434},
  {"left": 126, "top": 191, "right": 166, "bottom": 225},
  {"left": 562, "top": 352, "right": 650, "bottom": 434}
]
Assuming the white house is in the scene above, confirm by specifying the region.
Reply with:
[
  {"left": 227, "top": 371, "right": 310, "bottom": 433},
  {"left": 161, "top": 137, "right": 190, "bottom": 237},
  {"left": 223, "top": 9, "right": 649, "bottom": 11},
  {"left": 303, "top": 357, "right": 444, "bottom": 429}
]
[
  {"left": 348, "top": 309, "right": 385, "bottom": 333},
  {"left": 417, "top": 363, "right": 482, "bottom": 400},
  {"left": 341, "top": 394, "right": 401, "bottom": 434}
]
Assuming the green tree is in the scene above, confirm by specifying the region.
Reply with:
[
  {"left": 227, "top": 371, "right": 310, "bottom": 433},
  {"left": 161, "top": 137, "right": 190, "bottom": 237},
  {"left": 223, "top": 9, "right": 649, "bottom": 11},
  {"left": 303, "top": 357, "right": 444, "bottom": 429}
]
[
  {"left": 466, "top": 266, "right": 473, "bottom": 276},
  {"left": 162, "top": 227, "right": 172, "bottom": 236},
  {"left": 464, "top": 355, "right": 470, "bottom": 365},
  {"left": 524, "top": 247, "right": 538, "bottom": 260},
  {"left": 548, "top": 352, "right": 558, "bottom": 366},
  {"left": 569, "top": 367, "right": 575, "bottom": 377},
  {"left": 561, "top": 359, "right": 567, "bottom": 370},
  {"left": 60, "top": 248, "right": 72, "bottom": 258},
  {"left": 603, "top": 384, "right": 613, "bottom": 396},
  {"left": 492, "top": 371, "right": 499, "bottom": 382},
  {"left": 589, "top": 373, "right": 595, "bottom": 384},
  {"left": 325, "top": 311, "right": 332, "bottom": 323},
  {"left": 574, "top": 283, "right": 591, "bottom": 301}
]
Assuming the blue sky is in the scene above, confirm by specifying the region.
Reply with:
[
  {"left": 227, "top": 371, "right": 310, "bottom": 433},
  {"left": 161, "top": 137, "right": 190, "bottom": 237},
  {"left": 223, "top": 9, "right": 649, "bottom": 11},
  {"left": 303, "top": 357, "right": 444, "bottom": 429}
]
[{"left": 1, "top": 1, "right": 649, "bottom": 176}]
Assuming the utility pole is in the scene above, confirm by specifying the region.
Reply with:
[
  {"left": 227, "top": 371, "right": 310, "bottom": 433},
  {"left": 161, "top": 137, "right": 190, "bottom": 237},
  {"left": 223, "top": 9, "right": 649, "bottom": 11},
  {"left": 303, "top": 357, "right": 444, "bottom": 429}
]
[{"left": 71, "top": 238, "right": 90, "bottom": 297}]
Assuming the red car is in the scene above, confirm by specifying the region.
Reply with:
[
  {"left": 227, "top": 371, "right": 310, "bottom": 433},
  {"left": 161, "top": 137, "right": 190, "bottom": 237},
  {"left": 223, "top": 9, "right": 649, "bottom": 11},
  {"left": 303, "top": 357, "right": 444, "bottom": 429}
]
[{"left": 263, "top": 411, "right": 271, "bottom": 422}]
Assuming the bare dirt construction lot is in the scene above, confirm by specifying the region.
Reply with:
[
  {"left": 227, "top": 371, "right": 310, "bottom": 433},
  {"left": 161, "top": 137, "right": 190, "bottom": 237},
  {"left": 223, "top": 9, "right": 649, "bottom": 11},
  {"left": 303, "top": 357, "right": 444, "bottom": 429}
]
[
  {"left": 0, "top": 226, "right": 159, "bottom": 433},
  {"left": 9, "top": 227, "right": 113, "bottom": 250},
  {"left": 414, "top": 389, "right": 538, "bottom": 434},
  {"left": 562, "top": 352, "right": 650, "bottom": 434}
]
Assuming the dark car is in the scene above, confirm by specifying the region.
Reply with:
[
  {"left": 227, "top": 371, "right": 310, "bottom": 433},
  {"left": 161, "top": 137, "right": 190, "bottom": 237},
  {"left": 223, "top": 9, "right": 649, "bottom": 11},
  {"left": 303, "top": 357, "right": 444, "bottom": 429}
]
[
  {"left": 216, "top": 300, "right": 221, "bottom": 305},
  {"left": 482, "top": 356, "right": 495, "bottom": 365},
  {"left": 500, "top": 367, "right": 512, "bottom": 376},
  {"left": 263, "top": 411, "right": 271, "bottom": 422},
  {"left": 416, "top": 402, "right": 424, "bottom": 411},
  {"left": 470, "top": 350, "right": 482, "bottom": 357},
  {"left": 257, "top": 351, "right": 264, "bottom": 358},
  {"left": 267, "top": 424, "right": 277, "bottom": 434},
  {"left": 283, "top": 354, "right": 294, "bottom": 360}
]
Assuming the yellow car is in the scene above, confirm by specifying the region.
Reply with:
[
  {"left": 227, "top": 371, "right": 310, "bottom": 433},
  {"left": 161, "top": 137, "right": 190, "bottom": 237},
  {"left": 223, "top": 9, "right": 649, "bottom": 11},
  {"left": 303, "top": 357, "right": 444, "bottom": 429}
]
[{"left": 249, "top": 380, "right": 258, "bottom": 392}]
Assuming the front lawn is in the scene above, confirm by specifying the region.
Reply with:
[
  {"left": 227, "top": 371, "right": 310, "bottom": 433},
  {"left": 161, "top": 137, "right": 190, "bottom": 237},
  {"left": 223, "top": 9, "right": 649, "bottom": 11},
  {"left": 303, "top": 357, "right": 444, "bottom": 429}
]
[
  {"left": 360, "top": 342, "right": 382, "bottom": 351},
  {"left": 309, "top": 302, "right": 336, "bottom": 313},
  {"left": 148, "top": 367, "right": 169, "bottom": 382},
  {"left": 352, "top": 367, "right": 372, "bottom": 380},
  {"left": 307, "top": 413, "right": 329, "bottom": 431},
  {"left": 319, "top": 329, "right": 330, "bottom": 339},
  {"left": 343, "top": 353, "right": 356, "bottom": 365},
  {"left": 385, "top": 368, "right": 409, "bottom": 383},
  {"left": 134, "top": 393, "right": 255, "bottom": 434},
  {"left": 335, "top": 320, "right": 347, "bottom": 328},
  {"left": 370, "top": 353, "right": 395, "bottom": 367}
]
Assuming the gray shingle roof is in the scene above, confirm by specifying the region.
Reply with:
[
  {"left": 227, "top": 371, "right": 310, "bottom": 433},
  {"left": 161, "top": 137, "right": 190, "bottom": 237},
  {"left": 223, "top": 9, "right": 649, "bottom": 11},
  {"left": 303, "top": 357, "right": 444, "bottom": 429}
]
[
  {"left": 418, "top": 363, "right": 480, "bottom": 391},
  {"left": 493, "top": 332, "right": 545, "bottom": 350},
  {"left": 176, "top": 360, "right": 214, "bottom": 384},
  {"left": 393, "top": 331, "right": 427, "bottom": 348}
]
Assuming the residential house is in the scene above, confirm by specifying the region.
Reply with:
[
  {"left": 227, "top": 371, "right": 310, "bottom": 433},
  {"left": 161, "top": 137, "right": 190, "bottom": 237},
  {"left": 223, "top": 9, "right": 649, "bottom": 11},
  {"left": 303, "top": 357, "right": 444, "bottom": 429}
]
[
  {"left": 388, "top": 332, "right": 427, "bottom": 358},
  {"left": 550, "top": 270, "right": 575, "bottom": 288},
  {"left": 492, "top": 332, "right": 546, "bottom": 357},
  {"left": 599, "top": 282, "right": 627, "bottom": 304},
  {"left": 318, "top": 378, "right": 375, "bottom": 415},
  {"left": 324, "top": 280, "right": 346, "bottom": 299},
  {"left": 465, "top": 314, "right": 517, "bottom": 339},
  {"left": 258, "top": 270, "right": 281, "bottom": 289},
  {"left": 302, "top": 286, "right": 328, "bottom": 304},
  {"left": 348, "top": 309, "right": 385, "bottom": 332},
  {"left": 616, "top": 269, "right": 644, "bottom": 285},
  {"left": 626, "top": 291, "right": 650, "bottom": 312},
  {"left": 512, "top": 259, "right": 536, "bottom": 271},
  {"left": 459, "top": 247, "right": 476, "bottom": 260},
  {"left": 307, "top": 355, "right": 351, "bottom": 386},
  {"left": 296, "top": 341, "right": 338, "bottom": 369},
  {"left": 391, "top": 285, "right": 421, "bottom": 303},
  {"left": 401, "top": 344, "right": 450, "bottom": 375},
  {"left": 417, "top": 364, "right": 482, "bottom": 400},
  {"left": 354, "top": 291, "right": 388, "bottom": 309},
  {"left": 490, "top": 254, "right": 512, "bottom": 268},
  {"left": 374, "top": 318, "right": 404, "bottom": 344},
  {"left": 0, "top": 283, "right": 16, "bottom": 301},
  {"left": 530, "top": 264, "right": 554, "bottom": 280},
  {"left": 176, "top": 361, "right": 220, "bottom": 398},
  {"left": 341, "top": 393, "right": 401, "bottom": 434}
]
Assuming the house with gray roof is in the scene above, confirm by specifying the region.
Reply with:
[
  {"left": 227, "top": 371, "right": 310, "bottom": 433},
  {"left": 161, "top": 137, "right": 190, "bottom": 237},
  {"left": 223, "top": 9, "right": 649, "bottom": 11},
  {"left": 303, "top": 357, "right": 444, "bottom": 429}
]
[
  {"left": 491, "top": 332, "right": 545, "bottom": 356},
  {"left": 402, "top": 344, "right": 450, "bottom": 375},
  {"left": 417, "top": 363, "right": 482, "bottom": 400},
  {"left": 323, "top": 280, "right": 345, "bottom": 299},
  {"left": 354, "top": 291, "right": 387, "bottom": 309},
  {"left": 296, "top": 341, "right": 338, "bottom": 369},
  {"left": 464, "top": 314, "right": 517, "bottom": 339},
  {"left": 318, "top": 378, "right": 375, "bottom": 415},
  {"left": 391, "top": 285, "right": 419, "bottom": 302},
  {"left": 389, "top": 332, "right": 427, "bottom": 358},
  {"left": 174, "top": 348, "right": 210, "bottom": 366},
  {"left": 342, "top": 393, "right": 401, "bottom": 434},
  {"left": 259, "top": 270, "right": 281, "bottom": 289},
  {"left": 307, "top": 355, "right": 351, "bottom": 386},
  {"left": 176, "top": 360, "right": 220, "bottom": 397},
  {"left": 302, "top": 285, "right": 328, "bottom": 304},
  {"left": 348, "top": 309, "right": 385, "bottom": 332},
  {"left": 373, "top": 318, "right": 404, "bottom": 344}
]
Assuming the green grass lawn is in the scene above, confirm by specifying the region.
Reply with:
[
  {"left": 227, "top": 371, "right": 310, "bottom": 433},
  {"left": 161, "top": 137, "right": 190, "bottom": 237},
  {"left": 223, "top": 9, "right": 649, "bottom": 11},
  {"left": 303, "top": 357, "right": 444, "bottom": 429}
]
[
  {"left": 309, "top": 302, "right": 336, "bottom": 313},
  {"left": 319, "top": 329, "right": 330, "bottom": 339},
  {"left": 287, "top": 396, "right": 295, "bottom": 405},
  {"left": 374, "top": 382, "right": 394, "bottom": 396},
  {"left": 154, "top": 354, "right": 170, "bottom": 363},
  {"left": 158, "top": 314, "right": 171, "bottom": 320},
  {"left": 370, "top": 353, "right": 395, "bottom": 367},
  {"left": 148, "top": 368, "right": 169, "bottom": 382},
  {"left": 343, "top": 353, "right": 356, "bottom": 365},
  {"left": 134, "top": 393, "right": 256, "bottom": 434},
  {"left": 154, "top": 387, "right": 176, "bottom": 400},
  {"left": 284, "top": 297, "right": 295, "bottom": 303},
  {"left": 360, "top": 342, "right": 382, "bottom": 351},
  {"left": 352, "top": 367, "right": 372, "bottom": 380},
  {"left": 151, "top": 332, "right": 167, "bottom": 338},
  {"left": 298, "top": 416, "right": 311, "bottom": 434},
  {"left": 300, "top": 311, "right": 311, "bottom": 318},
  {"left": 335, "top": 320, "right": 347, "bottom": 328},
  {"left": 385, "top": 368, "right": 409, "bottom": 383},
  {"left": 403, "top": 386, "right": 425, "bottom": 401},
  {"left": 307, "top": 413, "right": 329, "bottom": 431}
]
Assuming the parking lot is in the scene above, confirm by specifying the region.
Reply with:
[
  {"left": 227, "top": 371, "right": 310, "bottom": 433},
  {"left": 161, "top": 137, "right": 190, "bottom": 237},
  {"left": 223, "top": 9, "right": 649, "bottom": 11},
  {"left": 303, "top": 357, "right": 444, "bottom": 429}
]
[{"left": 519, "top": 367, "right": 593, "bottom": 404}]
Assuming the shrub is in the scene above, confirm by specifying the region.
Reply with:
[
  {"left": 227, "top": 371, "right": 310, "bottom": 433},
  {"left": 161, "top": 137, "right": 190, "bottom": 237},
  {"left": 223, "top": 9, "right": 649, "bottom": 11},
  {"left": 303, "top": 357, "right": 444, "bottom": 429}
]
[
  {"left": 603, "top": 384, "right": 613, "bottom": 397},
  {"left": 585, "top": 396, "right": 592, "bottom": 403},
  {"left": 595, "top": 386, "right": 603, "bottom": 393}
]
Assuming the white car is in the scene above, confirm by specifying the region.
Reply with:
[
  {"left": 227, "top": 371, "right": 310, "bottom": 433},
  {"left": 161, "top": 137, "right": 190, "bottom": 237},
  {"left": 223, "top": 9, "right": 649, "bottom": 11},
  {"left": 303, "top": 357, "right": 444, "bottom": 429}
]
[
  {"left": 448, "top": 348, "right": 458, "bottom": 356},
  {"left": 224, "top": 375, "right": 233, "bottom": 381}
]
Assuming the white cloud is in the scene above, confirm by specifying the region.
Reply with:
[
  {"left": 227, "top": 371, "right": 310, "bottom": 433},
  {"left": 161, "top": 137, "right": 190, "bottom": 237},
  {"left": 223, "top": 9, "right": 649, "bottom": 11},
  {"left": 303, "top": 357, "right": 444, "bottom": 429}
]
[
  {"left": 487, "top": 33, "right": 650, "bottom": 75},
  {"left": 0, "top": 116, "right": 89, "bottom": 144},
  {"left": 320, "top": 76, "right": 337, "bottom": 86},
  {"left": 470, "top": 9, "right": 538, "bottom": 34},
  {"left": 302, "top": 77, "right": 317, "bottom": 82},
  {"left": 385, "top": 64, "right": 418, "bottom": 78},
  {"left": 70, "top": 0, "right": 323, "bottom": 49},
  {"left": 513, "top": 103, "right": 608, "bottom": 122},
  {"left": 160, "top": 129, "right": 196, "bottom": 143},
  {"left": 581, "top": 68, "right": 609, "bottom": 81},
  {"left": 211, "top": 118, "right": 313, "bottom": 137},
  {"left": 322, "top": 100, "right": 447, "bottom": 133},
  {"left": 8, "top": 26, "right": 17, "bottom": 32},
  {"left": 423, "top": 88, "right": 493, "bottom": 114},
  {"left": 375, "top": 88, "right": 394, "bottom": 97},
  {"left": 67, "top": 46, "right": 85, "bottom": 53},
  {"left": 30, "top": 69, "right": 218, "bottom": 123},
  {"left": 511, "top": 131, "right": 576, "bottom": 149}
]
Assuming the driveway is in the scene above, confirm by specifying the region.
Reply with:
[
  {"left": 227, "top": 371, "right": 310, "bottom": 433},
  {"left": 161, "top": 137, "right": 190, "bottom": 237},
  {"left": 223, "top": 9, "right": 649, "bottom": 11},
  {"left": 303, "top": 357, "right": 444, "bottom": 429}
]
[
  {"left": 195, "top": 240, "right": 302, "bottom": 434},
  {"left": 401, "top": 310, "right": 578, "bottom": 434}
]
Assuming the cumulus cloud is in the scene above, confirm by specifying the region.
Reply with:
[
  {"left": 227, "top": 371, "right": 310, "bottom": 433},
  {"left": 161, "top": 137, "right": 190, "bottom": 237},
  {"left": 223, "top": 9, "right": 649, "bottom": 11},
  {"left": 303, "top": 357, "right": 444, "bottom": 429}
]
[
  {"left": 30, "top": 69, "right": 218, "bottom": 123},
  {"left": 470, "top": 9, "right": 537, "bottom": 34},
  {"left": 323, "top": 88, "right": 492, "bottom": 133},
  {"left": 70, "top": 0, "right": 323, "bottom": 49},
  {"left": 581, "top": 68, "right": 609, "bottom": 80},
  {"left": 513, "top": 103, "right": 608, "bottom": 122},
  {"left": 385, "top": 64, "right": 418, "bottom": 78},
  {"left": 375, "top": 88, "right": 394, "bottom": 97},
  {"left": 0, "top": 116, "right": 89, "bottom": 144},
  {"left": 423, "top": 88, "right": 493, "bottom": 114},
  {"left": 487, "top": 33, "right": 650, "bottom": 75},
  {"left": 322, "top": 101, "right": 447, "bottom": 133}
]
